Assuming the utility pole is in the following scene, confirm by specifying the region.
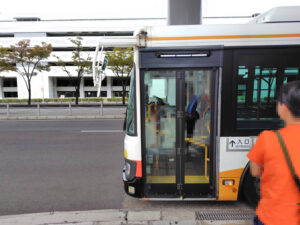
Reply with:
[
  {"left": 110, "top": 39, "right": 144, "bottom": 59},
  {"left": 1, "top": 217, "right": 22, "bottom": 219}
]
[{"left": 168, "top": 0, "right": 202, "bottom": 25}]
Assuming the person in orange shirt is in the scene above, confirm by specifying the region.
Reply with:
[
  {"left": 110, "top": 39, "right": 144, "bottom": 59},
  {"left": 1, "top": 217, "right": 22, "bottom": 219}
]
[{"left": 247, "top": 80, "right": 300, "bottom": 225}]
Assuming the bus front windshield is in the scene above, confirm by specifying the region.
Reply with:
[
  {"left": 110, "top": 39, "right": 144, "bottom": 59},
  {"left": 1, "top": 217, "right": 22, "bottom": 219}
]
[{"left": 126, "top": 70, "right": 135, "bottom": 135}]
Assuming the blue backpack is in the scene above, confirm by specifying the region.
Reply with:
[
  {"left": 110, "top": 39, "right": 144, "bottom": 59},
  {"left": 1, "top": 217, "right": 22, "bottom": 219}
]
[{"left": 187, "top": 96, "right": 198, "bottom": 118}]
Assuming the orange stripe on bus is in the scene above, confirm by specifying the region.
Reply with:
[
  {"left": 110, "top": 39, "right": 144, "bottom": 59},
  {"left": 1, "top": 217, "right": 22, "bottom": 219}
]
[
  {"left": 135, "top": 160, "right": 142, "bottom": 177},
  {"left": 147, "top": 33, "right": 300, "bottom": 41}
]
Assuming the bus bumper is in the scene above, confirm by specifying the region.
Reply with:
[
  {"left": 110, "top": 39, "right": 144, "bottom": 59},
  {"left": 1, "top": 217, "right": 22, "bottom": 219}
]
[{"left": 123, "top": 166, "right": 143, "bottom": 198}]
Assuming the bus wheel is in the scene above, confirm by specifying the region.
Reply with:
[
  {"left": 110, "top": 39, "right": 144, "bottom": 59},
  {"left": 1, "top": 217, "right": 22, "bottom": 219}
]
[{"left": 243, "top": 169, "right": 260, "bottom": 207}]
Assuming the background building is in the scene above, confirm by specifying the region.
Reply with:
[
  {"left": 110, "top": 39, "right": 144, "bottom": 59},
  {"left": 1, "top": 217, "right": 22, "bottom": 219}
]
[
  {"left": 0, "top": 17, "right": 167, "bottom": 99},
  {"left": 0, "top": 11, "right": 254, "bottom": 100},
  {"left": 1, "top": 0, "right": 300, "bottom": 100}
]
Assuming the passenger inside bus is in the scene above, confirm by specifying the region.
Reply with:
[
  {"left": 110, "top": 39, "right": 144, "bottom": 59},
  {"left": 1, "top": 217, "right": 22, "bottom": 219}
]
[
  {"left": 186, "top": 93, "right": 200, "bottom": 160},
  {"left": 185, "top": 89, "right": 211, "bottom": 160}
]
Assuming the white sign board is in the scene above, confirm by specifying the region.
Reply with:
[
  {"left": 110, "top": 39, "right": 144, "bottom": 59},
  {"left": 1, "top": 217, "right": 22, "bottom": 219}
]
[{"left": 227, "top": 137, "right": 253, "bottom": 151}]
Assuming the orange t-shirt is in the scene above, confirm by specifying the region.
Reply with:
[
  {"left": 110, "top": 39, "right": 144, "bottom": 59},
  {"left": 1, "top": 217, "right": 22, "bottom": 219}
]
[{"left": 247, "top": 124, "right": 300, "bottom": 225}]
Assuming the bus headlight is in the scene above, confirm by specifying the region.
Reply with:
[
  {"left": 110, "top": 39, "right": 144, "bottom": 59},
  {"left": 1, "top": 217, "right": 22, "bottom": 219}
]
[
  {"left": 124, "top": 158, "right": 136, "bottom": 181},
  {"left": 125, "top": 162, "right": 131, "bottom": 177}
]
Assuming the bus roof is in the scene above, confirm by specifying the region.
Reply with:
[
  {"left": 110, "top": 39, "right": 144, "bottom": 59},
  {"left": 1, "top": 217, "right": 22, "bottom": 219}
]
[
  {"left": 249, "top": 6, "right": 300, "bottom": 24},
  {"left": 145, "top": 22, "right": 300, "bottom": 48},
  {"left": 145, "top": 6, "right": 300, "bottom": 48}
]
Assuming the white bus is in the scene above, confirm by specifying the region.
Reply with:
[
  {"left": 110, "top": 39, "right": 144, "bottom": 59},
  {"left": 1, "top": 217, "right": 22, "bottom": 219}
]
[{"left": 95, "top": 6, "right": 300, "bottom": 205}]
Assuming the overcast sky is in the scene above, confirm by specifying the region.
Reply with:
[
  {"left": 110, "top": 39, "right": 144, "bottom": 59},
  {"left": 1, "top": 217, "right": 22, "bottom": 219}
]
[{"left": 1, "top": 0, "right": 300, "bottom": 20}]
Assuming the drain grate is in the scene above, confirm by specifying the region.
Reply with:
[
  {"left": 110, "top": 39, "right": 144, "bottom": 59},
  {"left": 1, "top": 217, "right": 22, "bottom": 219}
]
[{"left": 195, "top": 210, "right": 255, "bottom": 221}]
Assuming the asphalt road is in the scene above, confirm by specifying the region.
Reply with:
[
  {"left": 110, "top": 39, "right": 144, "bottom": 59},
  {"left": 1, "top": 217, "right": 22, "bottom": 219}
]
[
  {"left": 0, "top": 120, "right": 253, "bottom": 216},
  {"left": 0, "top": 120, "right": 125, "bottom": 215}
]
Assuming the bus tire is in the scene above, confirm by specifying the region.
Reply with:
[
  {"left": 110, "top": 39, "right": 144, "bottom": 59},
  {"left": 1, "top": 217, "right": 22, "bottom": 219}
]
[{"left": 242, "top": 169, "right": 260, "bottom": 207}]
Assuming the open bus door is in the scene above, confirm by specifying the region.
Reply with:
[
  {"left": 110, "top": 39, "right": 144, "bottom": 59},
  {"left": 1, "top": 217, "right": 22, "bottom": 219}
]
[{"left": 140, "top": 47, "right": 223, "bottom": 199}]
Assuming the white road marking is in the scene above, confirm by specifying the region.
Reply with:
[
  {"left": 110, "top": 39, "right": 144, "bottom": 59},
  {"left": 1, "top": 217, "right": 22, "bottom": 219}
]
[{"left": 81, "top": 130, "right": 124, "bottom": 133}]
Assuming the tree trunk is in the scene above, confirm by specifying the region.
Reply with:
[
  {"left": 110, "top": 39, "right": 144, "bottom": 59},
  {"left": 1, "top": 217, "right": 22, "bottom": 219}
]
[
  {"left": 122, "top": 78, "right": 125, "bottom": 105},
  {"left": 268, "top": 85, "right": 271, "bottom": 103},
  {"left": 75, "top": 86, "right": 80, "bottom": 105},
  {"left": 267, "top": 78, "right": 274, "bottom": 103},
  {"left": 75, "top": 76, "right": 81, "bottom": 105},
  {"left": 257, "top": 76, "right": 261, "bottom": 120},
  {"left": 27, "top": 82, "right": 31, "bottom": 105}
]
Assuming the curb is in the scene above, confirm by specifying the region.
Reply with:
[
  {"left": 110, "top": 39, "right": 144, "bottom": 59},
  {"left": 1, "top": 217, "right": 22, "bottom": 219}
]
[
  {"left": 0, "top": 115, "right": 126, "bottom": 120},
  {"left": 0, "top": 209, "right": 254, "bottom": 225}
]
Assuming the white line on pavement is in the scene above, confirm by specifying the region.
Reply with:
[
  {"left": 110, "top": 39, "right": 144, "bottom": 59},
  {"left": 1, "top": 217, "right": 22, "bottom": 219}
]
[{"left": 81, "top": 130, "right": 124, "bottom": 133}]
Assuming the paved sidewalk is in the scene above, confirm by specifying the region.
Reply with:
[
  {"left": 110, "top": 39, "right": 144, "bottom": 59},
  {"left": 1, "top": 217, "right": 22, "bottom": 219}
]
[{"left": 0, "top": 209, "right": 254, "bottom": 225}]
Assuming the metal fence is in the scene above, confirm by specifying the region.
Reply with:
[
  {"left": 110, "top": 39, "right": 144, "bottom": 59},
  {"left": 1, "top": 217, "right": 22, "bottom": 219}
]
[{"left": 0, "top": 103, "right": 126, "bottom": 119}]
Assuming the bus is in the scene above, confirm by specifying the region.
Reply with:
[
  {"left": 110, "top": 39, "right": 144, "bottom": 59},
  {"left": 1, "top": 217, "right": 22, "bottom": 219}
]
[{"left": 94, "top": 6, "right": 300, "bottom": 205}]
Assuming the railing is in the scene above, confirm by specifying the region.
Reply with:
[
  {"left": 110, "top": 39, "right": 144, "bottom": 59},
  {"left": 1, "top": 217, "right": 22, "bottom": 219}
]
[{"left": 0, "top": 102, "right": 126, "bottom": 119}]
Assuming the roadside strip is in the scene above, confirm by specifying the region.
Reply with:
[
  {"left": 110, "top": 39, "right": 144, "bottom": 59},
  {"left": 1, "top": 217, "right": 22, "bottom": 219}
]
[
  {"left": 81, "top": 130, "right": 124, "bottom": 133},
  {"left": 0, "top": 209, "right": 254, "bottom": 225},
  {"left": 0, "top": 115, "right": 125, "bottom": 120}
]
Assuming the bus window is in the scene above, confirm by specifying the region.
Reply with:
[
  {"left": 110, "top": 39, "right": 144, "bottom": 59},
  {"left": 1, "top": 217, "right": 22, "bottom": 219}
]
[
  {"left": 144, "top": 71, "right": 177, "bottom": 184},
  {"left": 253, "top": 67, "right": 277, "bottom": 104},
  {"left": 284, "top": 68, "right": 300, "bottom": 83},
  {"left": 236, "top": 64, "right": 300, "bottom": 130},
  {"left": 184, "top": 70, "right": 212, "bottom": 184},
  {"left": 125, "top": 71, "right": 136, "bottom": 135}
]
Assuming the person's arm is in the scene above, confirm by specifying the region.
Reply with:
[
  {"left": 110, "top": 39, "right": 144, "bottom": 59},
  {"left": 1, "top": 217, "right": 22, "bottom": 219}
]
[
  {"left": 248, "top": 131, "right": 269, "bottom": 177},
  {"left": 250, "top": 161, "right": 263, "bottom": 177}
]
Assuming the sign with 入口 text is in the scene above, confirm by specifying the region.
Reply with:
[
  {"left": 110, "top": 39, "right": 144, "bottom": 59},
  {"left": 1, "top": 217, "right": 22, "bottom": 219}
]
[{"left": 227, "top": 137, "right": 253, "bottom": 151}]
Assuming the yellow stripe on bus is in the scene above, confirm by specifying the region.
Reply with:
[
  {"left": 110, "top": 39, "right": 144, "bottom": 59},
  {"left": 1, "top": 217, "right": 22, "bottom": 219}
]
[
  {"left": 147, "top": 176, "right": 176, "bottom": 183},
  {"left": 147, "top": 33, "right": 300, "bottom": 42},
  {"left": 185, "top": 176, "right": 209, "bottom": 184},
  {"left": 147, "top": 175, "right": 209, "bottom": 184}
]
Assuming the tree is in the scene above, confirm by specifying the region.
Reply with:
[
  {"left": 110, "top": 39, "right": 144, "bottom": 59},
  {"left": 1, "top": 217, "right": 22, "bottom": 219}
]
[
  {"left": 106, "top": 48, "right": 133, "bottom": 105},
  {"left": 0, "top": 47, "right": 15, "bottom": 73},
  {"left": 262, "top": 68, "right": 276, "bottom": 104},
  {"left": 5, "top": 40, "right": 52, "bottom": 105},
  {"left": 55, "top": 36, "right": 92, "bottom": 105}
]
